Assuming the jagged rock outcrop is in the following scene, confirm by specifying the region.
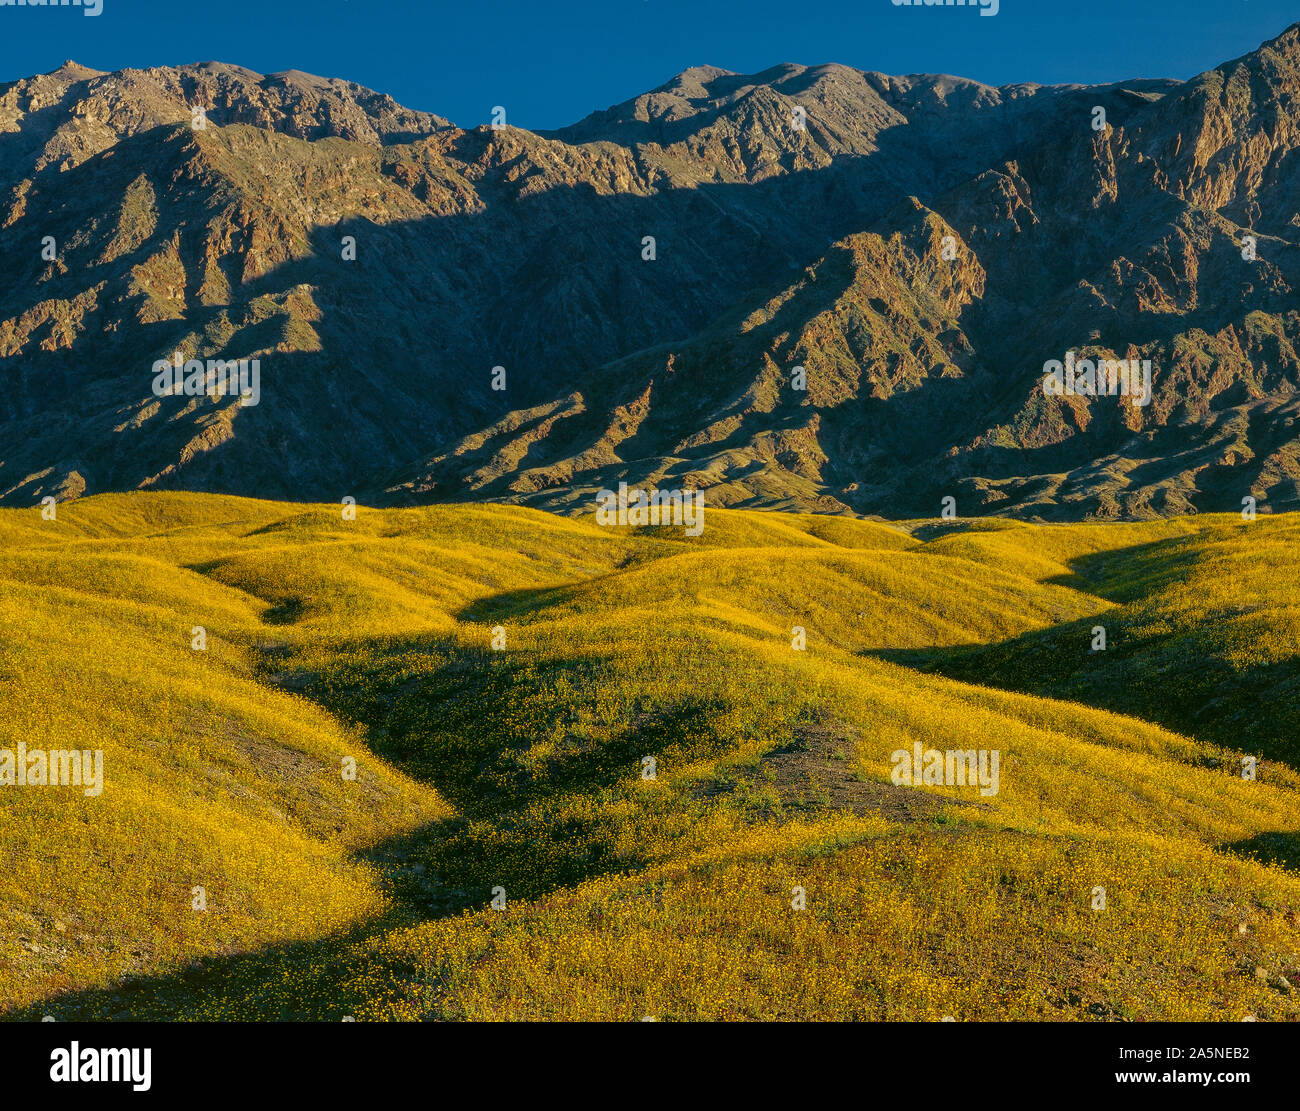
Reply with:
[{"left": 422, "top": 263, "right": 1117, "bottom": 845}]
[{"left": 2, "top": 30, "right": 1298, "bottom": 519}]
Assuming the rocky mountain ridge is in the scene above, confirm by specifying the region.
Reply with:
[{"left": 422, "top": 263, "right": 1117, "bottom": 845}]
[{"left": 2, "top": 28, "right": 1298, "bottom": 518}]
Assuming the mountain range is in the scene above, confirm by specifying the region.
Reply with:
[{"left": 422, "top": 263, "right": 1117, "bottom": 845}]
[{"left": 3, "top": 25, "right": 1300, "bottom": 519}]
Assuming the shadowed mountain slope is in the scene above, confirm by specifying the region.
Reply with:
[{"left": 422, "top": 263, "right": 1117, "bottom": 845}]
[{"left": 2, "top": 30, "right": 1300, "bottom": 518}]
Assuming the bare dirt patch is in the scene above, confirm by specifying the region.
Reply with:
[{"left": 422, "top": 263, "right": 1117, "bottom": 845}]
[{"left": 701, "top": 713, "right": 983, "bottom": 822}]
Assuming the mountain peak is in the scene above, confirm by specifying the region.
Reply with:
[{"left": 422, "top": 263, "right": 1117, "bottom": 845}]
[
  {"left": 48, "top": 60, "right": 105, "bottom": 78},
  {"left": 2, "top": 24, "right": 1300, "bottom": 520},
  {"left": 661, "top": 64, "right": 737, "bottom": 90},
  {"left": 1267, "top": 20, "right": 1300, "bottom": 49}
]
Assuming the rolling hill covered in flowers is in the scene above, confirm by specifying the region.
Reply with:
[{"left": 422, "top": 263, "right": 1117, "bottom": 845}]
[{"left": 1, "top": 492, "right": 1298, "bottom": 1020}]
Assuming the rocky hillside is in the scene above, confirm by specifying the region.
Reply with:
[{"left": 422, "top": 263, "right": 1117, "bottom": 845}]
[{"left": 2, "top": 28, "right": 1298, "bottom": 518}]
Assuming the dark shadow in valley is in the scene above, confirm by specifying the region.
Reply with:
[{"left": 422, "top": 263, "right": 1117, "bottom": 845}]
[
  {"left": 869, "top": 535, "right": 1300, "bottom": 769},
  {"left": 2, "top": 910, "right": 419, "bottom": 1022},
  {"left": 3, "top": 620, "right": 747, "bottom": 1020}
]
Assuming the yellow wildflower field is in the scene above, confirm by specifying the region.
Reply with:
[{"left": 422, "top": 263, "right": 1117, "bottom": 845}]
[{"left": 1, "top": 493, "right": 1297, "bottom": 1020}]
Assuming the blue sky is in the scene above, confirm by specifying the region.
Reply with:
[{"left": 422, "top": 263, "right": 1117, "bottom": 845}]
[{"left": 0, "top": 0, "right": 1295, "bottom": 130}]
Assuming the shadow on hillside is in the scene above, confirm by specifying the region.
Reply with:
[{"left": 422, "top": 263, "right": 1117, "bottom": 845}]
[
  {"left": 1221, "top": 830, "right": 1300, "bottom": 874},
  {"left": 11, "top": 82, "right": 1286, "bottom": 515},
  {"left": 455, "top": 583, "right": 580, "bottom": 623},
  {"left": 868, "top": 534, "right": 1300, "bottom": 767},
  {"left": 264, "top": 627, "right": 750, "bottom": 898},
  {"left": 907, "top": 520, "right": 990, "bottom": 542},
  {"left": 0, "top": 121, "right": 923, "bottom": 507},
  {"left": 3, "top": 910, "right": 419, "bottom": 1022},
  {"left": 3, "top": 625, "right": 755, "bottom": 1020},
  {"left": 292, "top": 636, "right": 739, "bottom": 816}
]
